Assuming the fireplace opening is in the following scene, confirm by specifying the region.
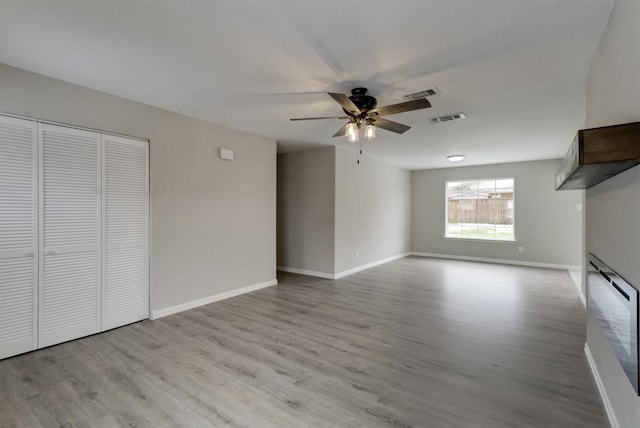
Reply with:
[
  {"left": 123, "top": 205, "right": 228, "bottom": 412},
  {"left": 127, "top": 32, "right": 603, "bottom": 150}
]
[{"left": 588, "top": 253, "right": 639, "bottom": 394}]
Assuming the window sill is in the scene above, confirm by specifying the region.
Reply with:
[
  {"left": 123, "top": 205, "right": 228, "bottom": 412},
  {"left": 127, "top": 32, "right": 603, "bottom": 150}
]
[{"left": 443, "top": 236, "right": 517, "bottom": 244}]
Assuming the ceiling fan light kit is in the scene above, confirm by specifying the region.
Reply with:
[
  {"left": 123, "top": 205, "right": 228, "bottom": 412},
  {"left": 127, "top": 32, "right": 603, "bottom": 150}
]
[
  {"left": 363, "top": 123, "right": 376, "bottom": 141},
  {"left": 345, "top": 122, "right": 359, "bottom": 143}
]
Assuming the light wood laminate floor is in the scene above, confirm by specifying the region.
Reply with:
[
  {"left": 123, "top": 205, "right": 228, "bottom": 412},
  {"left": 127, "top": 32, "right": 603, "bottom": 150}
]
[{"left": 1, "top": 257, "right": 608, "bottom": 427}]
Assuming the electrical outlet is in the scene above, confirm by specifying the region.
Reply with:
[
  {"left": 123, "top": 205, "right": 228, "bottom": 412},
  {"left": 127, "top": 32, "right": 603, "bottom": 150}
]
[
  {"left": 577, "top": 204, "right": 583, "bottom": 211},
  {"left": 518, "top": 247, "right": 524, "bottom": 253},
  {"left": 355, "top": 250, "right": 359, "bottom": 259}
]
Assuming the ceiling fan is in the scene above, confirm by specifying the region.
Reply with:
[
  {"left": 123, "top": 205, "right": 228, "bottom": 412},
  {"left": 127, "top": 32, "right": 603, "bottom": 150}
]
[{"left": 290, "top": 87, "right": 431, "bottom": 142}]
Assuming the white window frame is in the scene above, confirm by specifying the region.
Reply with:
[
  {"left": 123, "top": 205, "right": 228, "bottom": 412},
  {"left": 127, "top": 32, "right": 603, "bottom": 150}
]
[{"left": 444, "top": 177, "right": 516, "bottom": 242}]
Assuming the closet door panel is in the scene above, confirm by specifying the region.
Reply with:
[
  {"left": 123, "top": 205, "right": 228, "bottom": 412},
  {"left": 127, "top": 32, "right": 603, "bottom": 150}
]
[
  {"left": 102, "top": 135, "right": 149, "bottom": 330},
  {"left": 0, "top": 116, "right": 38, "bottom": 359},
  {"left": 39, "top": 124, "right": 101, "bottom": 347}
]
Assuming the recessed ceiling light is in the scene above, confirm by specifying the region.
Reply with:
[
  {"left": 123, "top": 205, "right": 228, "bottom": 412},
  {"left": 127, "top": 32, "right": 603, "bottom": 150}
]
[{"left": 447, "top": 155, "right": 465, "bottom": 162}]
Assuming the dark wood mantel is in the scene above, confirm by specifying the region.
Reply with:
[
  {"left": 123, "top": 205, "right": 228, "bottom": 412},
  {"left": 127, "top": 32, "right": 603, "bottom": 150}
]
[{"left": 556, "top": 121, "right": 640, "bottom": 190}]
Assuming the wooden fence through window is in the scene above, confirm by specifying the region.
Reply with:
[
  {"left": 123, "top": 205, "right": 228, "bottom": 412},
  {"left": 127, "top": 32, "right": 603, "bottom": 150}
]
[{"left": 447, "top": 199, "right": 513, "bottom": 224}]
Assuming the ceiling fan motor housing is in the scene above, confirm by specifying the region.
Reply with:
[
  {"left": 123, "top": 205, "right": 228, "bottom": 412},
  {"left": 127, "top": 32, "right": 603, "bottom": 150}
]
[{"left": 345, "top": 87, "right": 377, "bottom": 116}]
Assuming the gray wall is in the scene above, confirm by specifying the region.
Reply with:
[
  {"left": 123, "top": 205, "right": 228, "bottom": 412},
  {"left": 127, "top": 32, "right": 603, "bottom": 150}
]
[
  {"left": 411, "top": 159, "right": 582, "bottom": 267},
  {"left": 334, "top": 148, "right": 411, "bottom": 274},
  {"left": 0, "top": 63, "right": 277, "bottom": 313},
  {"left": 584, "top": 0, "right": 640, "bottom": 426},
  {"left": 277, "top": 147, "right": 335, "bottom": 275},
  {"left": 276, "top": 146, "right": 411, "bottom": 276}
]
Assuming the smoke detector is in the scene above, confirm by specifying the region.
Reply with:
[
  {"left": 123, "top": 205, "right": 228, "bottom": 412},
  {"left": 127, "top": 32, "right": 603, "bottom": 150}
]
[
  {"left": 431, "top": 113, "right": 466, "bottom": 124},
  {"left": 403, "top": 87, "right": 441, "bottom": 101}
]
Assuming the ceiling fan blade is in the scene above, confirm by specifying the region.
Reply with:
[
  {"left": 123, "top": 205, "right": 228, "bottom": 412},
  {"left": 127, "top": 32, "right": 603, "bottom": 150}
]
[
  {"left": 371, "top": 117, "right": 411, "bottom": 134},
  {"left": 290, "top": 115, "right": 349, "bottom": 121},
  {"left": 332, "top": 122, "right": 349, "bottom": 137},
  {"left": 369, "top": 98, "right": 431, "bottom": 116},
  {"left": 328, "top": 92, "right": 362, "bottom": 116}
]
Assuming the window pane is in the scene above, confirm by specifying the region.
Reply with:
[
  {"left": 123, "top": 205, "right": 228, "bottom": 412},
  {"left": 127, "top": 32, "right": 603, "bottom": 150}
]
[
  {"left": 477, "top": 179, "right": 496, "bottom": 192},
  {"left": 461, "top": 222, "right": 478, "bottom": 238},
  {"left": 445, "top": 178, "right": 514, "bottom": 241},
  {"left": 446, "top": 222, "right": 463, "bottom": 238},
  {"left": 495, "top": 179, "right": 514, "bottom": 192}
]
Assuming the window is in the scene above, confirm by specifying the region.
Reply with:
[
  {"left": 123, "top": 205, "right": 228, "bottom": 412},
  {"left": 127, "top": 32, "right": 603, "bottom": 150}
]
[{"left": 445, "top": 178, "right": 515, "bottom": 241}]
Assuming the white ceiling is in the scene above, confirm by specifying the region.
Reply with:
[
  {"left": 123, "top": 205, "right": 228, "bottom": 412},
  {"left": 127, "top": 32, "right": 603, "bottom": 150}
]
[{"left": 0, "top": 0, "right": 614, "bottom": 170}]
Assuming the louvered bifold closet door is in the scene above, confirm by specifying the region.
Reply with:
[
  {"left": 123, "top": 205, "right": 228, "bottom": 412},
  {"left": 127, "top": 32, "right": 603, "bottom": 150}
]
[
  {"left": 39, "top": 124, "right": 101, "bottom": 347},
  {"left": 102, "top": 134, "right": 149, "bottom": 330},
  {"left": 0, "top": 116, "right": 38, "bottom": 359}
]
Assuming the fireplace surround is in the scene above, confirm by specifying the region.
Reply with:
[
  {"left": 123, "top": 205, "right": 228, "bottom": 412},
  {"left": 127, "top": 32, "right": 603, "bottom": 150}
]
[{"left": 587, "top": 253, "right": 639, "bottom": 394}]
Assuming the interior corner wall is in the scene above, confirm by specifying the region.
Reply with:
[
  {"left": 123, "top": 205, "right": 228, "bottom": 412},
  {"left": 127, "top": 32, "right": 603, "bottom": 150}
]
[
  {"left": 584, "top": 0, "right": 640, "bottom": 426},
  {"left": 411, "top": 159, "right": 582, "bottom": 267},
  {"left": 0, "top": 63, "right": 277, "bottom": 313},
  {"left": 276, "top": 147, "right": 336, "bottom": 275},
  {"left": 334, "top": 147, "right": 411, "bottom": 275}
]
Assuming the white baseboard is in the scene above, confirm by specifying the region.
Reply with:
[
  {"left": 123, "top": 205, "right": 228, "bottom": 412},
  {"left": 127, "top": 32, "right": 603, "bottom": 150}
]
[
  {"left": 276, "top": 266, "right": 335, "bottom": 279},
  {"left": 584, "top": 343, "right": 619, "bottom": 428},
  {"left": 334, "top": 253, "right": 411, "bottom": 279},
  {"left": 278, "top": 252, "right": 411, "bottom": 280},
  {"left": 150, "top": 279, "right": 278, "bottom": 320},
  {"left": 409, "top": 252, "right": 580, "bottom": 271}
]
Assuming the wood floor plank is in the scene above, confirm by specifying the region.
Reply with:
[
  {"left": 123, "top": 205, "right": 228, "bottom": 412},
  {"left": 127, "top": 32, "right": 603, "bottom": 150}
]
[{"left": 0, "top": 257, "right": 608, "bottom": 427}]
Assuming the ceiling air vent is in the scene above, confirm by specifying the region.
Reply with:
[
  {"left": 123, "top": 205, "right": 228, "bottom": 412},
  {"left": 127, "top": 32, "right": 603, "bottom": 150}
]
[
  {"left": 431, "top": 113, "right": 466, "bottom": 124},
  {"left": 403, "top": 87, "right": 441, "bottom": 101}
]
